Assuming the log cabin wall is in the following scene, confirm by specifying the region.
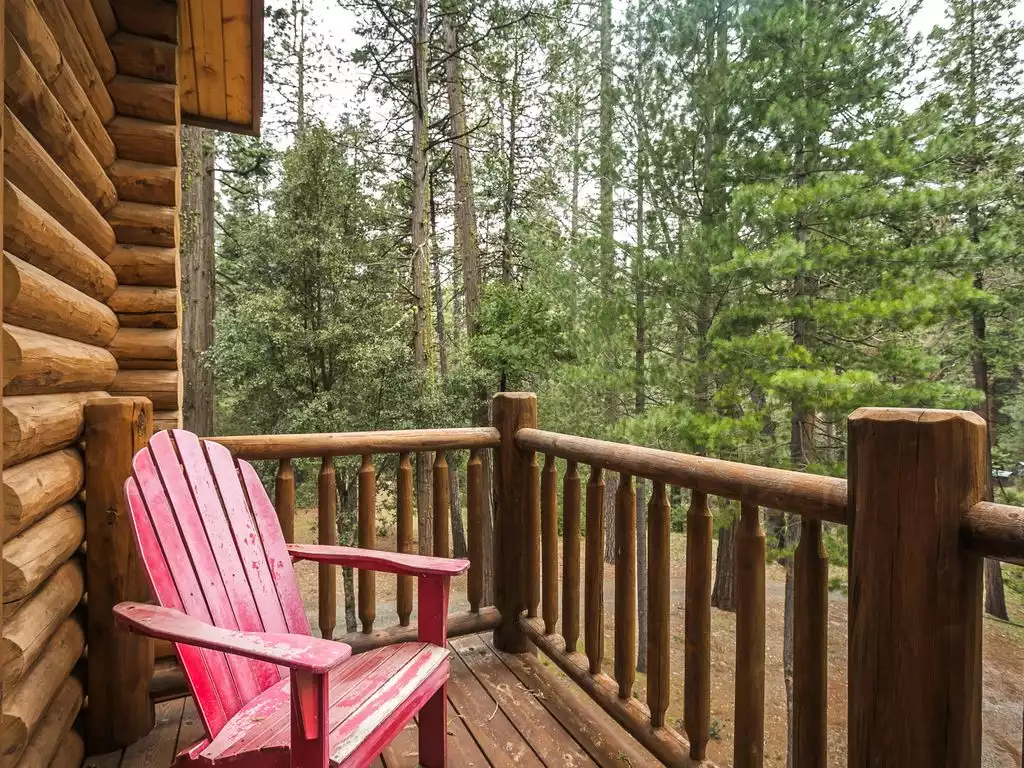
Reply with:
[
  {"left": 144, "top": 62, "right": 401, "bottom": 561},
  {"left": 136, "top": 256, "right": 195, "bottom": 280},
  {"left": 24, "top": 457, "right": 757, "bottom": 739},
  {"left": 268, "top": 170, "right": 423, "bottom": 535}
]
[{"left": 1, "top": 0, "right": 182, "bottom": 765}]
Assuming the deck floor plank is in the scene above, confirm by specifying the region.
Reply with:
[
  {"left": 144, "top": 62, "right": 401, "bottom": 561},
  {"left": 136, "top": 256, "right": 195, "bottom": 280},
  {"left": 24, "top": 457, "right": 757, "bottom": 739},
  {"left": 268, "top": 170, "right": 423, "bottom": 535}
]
[
  {"left": 451, "top": 634, "right": 599, "bottom": 767},
  {"left": 447, "top": 645, "right": 547, "bottom": 767},
  {"left": 90, "top": 633, "right": 655, "bottom": 768},
  {"left": 121, "top": 698, "right": 185, "bottom": 768},
  {"left": 479, "top": 633, "right": 658, "bottom": 767}
]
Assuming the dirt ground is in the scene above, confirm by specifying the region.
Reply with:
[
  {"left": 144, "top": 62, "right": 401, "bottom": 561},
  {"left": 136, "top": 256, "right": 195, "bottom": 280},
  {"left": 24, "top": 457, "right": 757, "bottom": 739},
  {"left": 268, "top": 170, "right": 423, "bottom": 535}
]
[{"left": 291, "top": 508, "right": 1024, "bottom": 767}]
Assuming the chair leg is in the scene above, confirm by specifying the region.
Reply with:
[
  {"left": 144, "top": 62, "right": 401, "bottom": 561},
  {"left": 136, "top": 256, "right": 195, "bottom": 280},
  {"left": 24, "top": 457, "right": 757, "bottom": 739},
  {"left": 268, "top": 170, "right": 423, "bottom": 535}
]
[
  {"left": 418, "top": 683, "right": 447, "bottom": 768},
  {"left": 291, "top": 669, "right": 331, "bottom": 768}
]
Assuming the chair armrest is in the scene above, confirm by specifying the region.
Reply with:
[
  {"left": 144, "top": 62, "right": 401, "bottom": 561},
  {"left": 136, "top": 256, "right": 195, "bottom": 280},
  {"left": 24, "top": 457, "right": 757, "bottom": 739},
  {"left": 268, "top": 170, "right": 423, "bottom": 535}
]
[
  {"left": 113, "top": 603, "right": 352, "bottom": 674},
  {"left": 288, "top": 544, "right": 470, "bottom": 577}
]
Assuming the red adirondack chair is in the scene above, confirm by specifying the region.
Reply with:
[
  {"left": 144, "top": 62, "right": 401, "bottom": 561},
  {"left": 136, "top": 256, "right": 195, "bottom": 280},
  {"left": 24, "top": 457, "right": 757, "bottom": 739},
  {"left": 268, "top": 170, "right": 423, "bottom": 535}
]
[{"left": 111, "top": 429, "right": 470, "bottom": 768}]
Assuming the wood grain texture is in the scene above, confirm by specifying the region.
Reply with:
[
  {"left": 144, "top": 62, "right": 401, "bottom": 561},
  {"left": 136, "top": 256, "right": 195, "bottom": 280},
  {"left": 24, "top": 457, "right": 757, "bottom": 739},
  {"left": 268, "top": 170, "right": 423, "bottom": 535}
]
[
  {"left": 525, "top": 447, "right": 539, "bottom": 618},
  {"left": 109, "top": 0, "right": 177, "bottom": 41},
  {"left": 848, "top": 408, "right": 985, "bottom": 768},
  {"left": 561, "top": 460, "right": 580, "bottom": 653},
  {"left": 358, "top": 454, "right": 376, "bottom": 634},
  {"left": 541, "top": 453, "right": 558, "bottom": 634},
  {"left": 962, "top": 501, "right": 1024, "bottom": 564},
  {"left": 491, "top": 392, "right": 536, "bottom": 653},
  {"left": 274, "top": 458, "right": 295, "bottom": 543},
  {"left": 734, "top": 502, "right": 765, "bottom": 768},
  {"left": 685, "top": 490, "right": 712, "bottom": 761},
  {"left": 108, "top": 328, "right": 178, "bottom": 364},
  {"left": 9, "top": 674, "right": 81, "bottom": 768},
  {"left": 107, "top": 201, "right": 177, "bottom": 247},
  {"left": 584, "top": 465, "right": 604, "bottom": 674},
  {"left": 104, "top": 245, "right": 177, "bottom": 286},
  {"left": 84, "top": 397, "right": 155, "bottom": 751},
  {"left": 432, "top": 450, "right": 449, "bottom": 558},
  {"left": 2, "top": 447, "right": 82, "bottom": 541},
  {"left": 466, "top": 448, "right": 483, "bottom": 612},
  {"left": 4, "top": 31, "right": 115, "bottom": 209},
  {"left": 2, "top": 392, "right": 107, "bottom": 467},
  {"left": 33, "top": 0, "right": 113, "bottom": 121},
  {"left": 210, "top": 428, "right": 500, "bottom": 460},
  {"left": 3, "top": 324, "right": 117, "bottom": 395},
  {"left": 63, "top": 0, "right": 114, "bottom": 80},
  {"left": 613, "top": 472, "right": 636, "bottom": 700},
  {"left": 108, "top": 158, "right": 178, "bottom": 206},
  {"left": 4, "top": 253, "right": 118, "bottom": 345},
  {"left": 108, "top": 75, "right": 178, "bottom": 126},
  {"left": 107, "top": 116, "right": 178, "bottom": 166},
  {"left": 108, "top": 31, "right": 176, "bottom": 82},
  {"left": 396, "top": 452, "right": 413, "bottom": 626},
  {"left": 517, "top": 428, "right": 847, "bottom": 523},
  {"left": 108, "top": 370, "right": 179, "bottom": 409},
  {"left": 6, "top": 3, "right": 113, "bottom": 165},
  {"left": 0, "top": 559, "right": 82, "bottom": 690},
  {"left": 793, "top": 517, "right": 828, "bottom": 768},
  {"left": 647, "top": 481, "right": 670, "bottom": 728},
  {"left": 3, "top": 108, "right": 114, "bottom": 256},
  {"left": 520, "top": 617, "right": 700, "bottom": 767},
  {"left": 317, "top": 455, "right": 336, "bottom": 641},
  {"left": 4, "top": 180, "right": 116, "bottom": 300},
  {"left": 0, "top": 617, "right": 83, "bottom": 767}
]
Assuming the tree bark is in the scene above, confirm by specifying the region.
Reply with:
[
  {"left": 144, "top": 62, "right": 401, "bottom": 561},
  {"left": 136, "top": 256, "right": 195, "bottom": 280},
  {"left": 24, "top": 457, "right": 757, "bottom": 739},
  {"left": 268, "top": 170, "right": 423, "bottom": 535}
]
[
  {"left": 411, "top": 0, "right": 432, "bottom": 554},
  {"left": 179, "top": 126, "right": 215, "bottom": 435},
  {"left": 335, "top": 471, "right": 358, "bottom": 633},
  {"left": 711, "top": 518, "right": 737, "bottom": 611},
  {"left": 603, "top": 473, "right": 618, "bottom": 564}
]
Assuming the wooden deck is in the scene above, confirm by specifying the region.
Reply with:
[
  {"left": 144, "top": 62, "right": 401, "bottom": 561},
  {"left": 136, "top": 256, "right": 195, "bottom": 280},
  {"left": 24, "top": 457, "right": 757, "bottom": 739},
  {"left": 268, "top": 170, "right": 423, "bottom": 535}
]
[{"left": 83, "top": 633, "right": 658, "bottom": 768}]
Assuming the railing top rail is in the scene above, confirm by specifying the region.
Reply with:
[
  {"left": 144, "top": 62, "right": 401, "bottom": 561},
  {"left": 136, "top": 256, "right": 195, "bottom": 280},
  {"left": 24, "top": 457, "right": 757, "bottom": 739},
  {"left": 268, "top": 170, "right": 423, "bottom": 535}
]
[
  {"left": 515, "top": 428, "right": 849, "bottom": 523},
  {"left": 207, "top": 427, "right": 501, "bottom": 460},
  {"left": 963, "top": 501, "right": 1024, "bottom": 566}
]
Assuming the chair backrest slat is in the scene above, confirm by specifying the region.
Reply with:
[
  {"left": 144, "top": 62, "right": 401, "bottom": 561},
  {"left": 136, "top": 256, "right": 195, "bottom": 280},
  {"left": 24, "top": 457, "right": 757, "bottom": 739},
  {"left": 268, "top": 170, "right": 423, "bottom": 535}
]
[{"left": 125, "top": 430, "right": 313, "bottom": 739}]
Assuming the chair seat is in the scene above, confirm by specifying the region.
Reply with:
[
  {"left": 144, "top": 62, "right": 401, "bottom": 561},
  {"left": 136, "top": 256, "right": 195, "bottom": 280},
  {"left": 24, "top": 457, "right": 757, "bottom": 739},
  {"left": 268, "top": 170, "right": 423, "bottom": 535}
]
[{"left": 197, "top": 643, "right": 449, "bottom": 767}]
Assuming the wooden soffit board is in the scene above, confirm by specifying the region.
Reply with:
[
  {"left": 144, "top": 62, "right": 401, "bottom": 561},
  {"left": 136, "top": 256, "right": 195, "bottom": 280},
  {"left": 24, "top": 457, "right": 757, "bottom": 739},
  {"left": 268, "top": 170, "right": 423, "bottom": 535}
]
[{"left": 177, "top": 0, "right": 264, "bottom": 135}]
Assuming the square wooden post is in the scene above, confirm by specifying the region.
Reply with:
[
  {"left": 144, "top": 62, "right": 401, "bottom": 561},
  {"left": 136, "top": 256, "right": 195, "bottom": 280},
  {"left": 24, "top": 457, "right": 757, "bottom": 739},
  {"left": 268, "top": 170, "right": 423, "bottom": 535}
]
[
  {"left": 84, "top": 396, "right": 155, "bottom": 751},
  {"left": 847, "top": 408, "right": 984, "bottom": 767},
  {"left": 492, "top": 392, "right": 536, "bottom": 653}
]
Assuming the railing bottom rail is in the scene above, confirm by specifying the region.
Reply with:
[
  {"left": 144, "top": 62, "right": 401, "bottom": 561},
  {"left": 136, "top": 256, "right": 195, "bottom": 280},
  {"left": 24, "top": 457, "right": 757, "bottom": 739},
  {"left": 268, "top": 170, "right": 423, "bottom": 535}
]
[{"left": 520, "top": 616, "right": 707, "bottom": 768}]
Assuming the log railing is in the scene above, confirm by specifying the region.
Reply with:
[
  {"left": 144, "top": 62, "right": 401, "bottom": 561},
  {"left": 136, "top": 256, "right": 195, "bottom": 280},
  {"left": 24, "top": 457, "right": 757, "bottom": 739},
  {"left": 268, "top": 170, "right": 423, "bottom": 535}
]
[
  {"left": 493, "top": 394, "right": 1024, "bottom": 768},
  {"left": 81, "top": 397, "right": 1024, "bottom": 766},
  {"left": 209, "top": 428, "right": 501, "bottom": 651}
]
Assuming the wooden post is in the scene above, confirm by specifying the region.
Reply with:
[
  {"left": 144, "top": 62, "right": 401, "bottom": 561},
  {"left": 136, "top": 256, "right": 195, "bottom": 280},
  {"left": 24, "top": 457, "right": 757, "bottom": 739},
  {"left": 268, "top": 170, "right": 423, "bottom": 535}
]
[
  {"left": 317, "top": 456, "right": 336, "bottom": 641},
  {"left": 467, "top": 448, "right": 483, "bottom": 613},
  {"left": 396, "top": 452, "right": 413, "bottom": 626},
  {"left": 541, "top": 453, "right": 558, "bottom": 634},
  {"left": 274, "top": 458, "right": 294, "bottom": 543},
  {"left": 492, "top": 392, "right": 536, "bottom": 653},
  {"left": 848, "top": 408, "right": 984, "bottom": 768},
  {"left": 358, "top": 454, "right": 375, "bottom": 634},
  {"left": 84, "top": 396, "right": 154, "bottom": 751}
]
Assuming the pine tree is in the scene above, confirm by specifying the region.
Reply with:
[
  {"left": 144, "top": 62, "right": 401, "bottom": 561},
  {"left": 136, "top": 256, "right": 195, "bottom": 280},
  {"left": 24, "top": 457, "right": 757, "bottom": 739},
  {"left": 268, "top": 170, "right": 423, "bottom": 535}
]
[{"left": 925, "top": 0, "right": 1024, "bottom": 620}]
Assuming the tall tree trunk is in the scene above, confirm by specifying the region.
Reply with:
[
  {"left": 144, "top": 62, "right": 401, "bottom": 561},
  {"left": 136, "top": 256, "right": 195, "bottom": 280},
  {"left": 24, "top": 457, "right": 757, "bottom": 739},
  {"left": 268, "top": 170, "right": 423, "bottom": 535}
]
[
  {"left": 633, "top": 0, "right": 648, "bottom": 672},
  {"left": 440, "top": 20, "right": 480, "bottom": 564},
  {"left": 603, "top": 473, "right": 618, "bottom": 564},
  {"left": 711, "top": 517, "right": 737, "bottom": 611},
  {"left": 598, "top": 0, "right": 616, "bottom": 436},
  {"left": 180, "top": 126, "right": 215, "bottom": 435},
  {"left": 336, "top": 470, "right": 358, "bottom": 633},
  {"left": 973, "top": 273, "right": 1009, "bottom": 620},
  {"left": 411, "top": 0, "right": 433, "bottom": 554}
]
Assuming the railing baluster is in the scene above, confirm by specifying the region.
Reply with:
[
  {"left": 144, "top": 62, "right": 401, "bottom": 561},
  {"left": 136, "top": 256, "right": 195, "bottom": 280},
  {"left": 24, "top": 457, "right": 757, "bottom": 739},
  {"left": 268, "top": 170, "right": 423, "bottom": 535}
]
[
  {"left": 358, "top": 454, "right": 376, "bottom": 634},
  {"left": 614, "top": 472, "right": 636, "bottom": 699},
  {"left": 794, "top": 517, "right": 828, "bottom": 768},
  {"left": 433, "top": 451, "right": 450, "bottom": 557},
  {"left": 527, "top": 448, "right": 541, "bottom": 618},
  {"left": 318, "top": 456, "right": 337, "bottom": 640},
  {"left": 467, "top": 448, "right": 484, "bottom": 613},
  {"left": 735, "top": 501, "right": 766, "bottom": 768},
  {"left": 274, "top": 458, "right": 295, "bottom": 544},
  {"left": 562, "top": 460, "right": 581, "bottom": 652},
  {"left": 685, "top": 490, "right": 712, "bottom": 760},
  {"left": 585, "top": 465, "right": 604, "bottom": 674},
  {"left": 542, "top": 453, "right": 559, "bottom": 634},
  {"left": 397, "top": 452, "right": 413, "bottom": 626},
  {"left": 647, "top": 481, "right": 670, "bottom": 728}
]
